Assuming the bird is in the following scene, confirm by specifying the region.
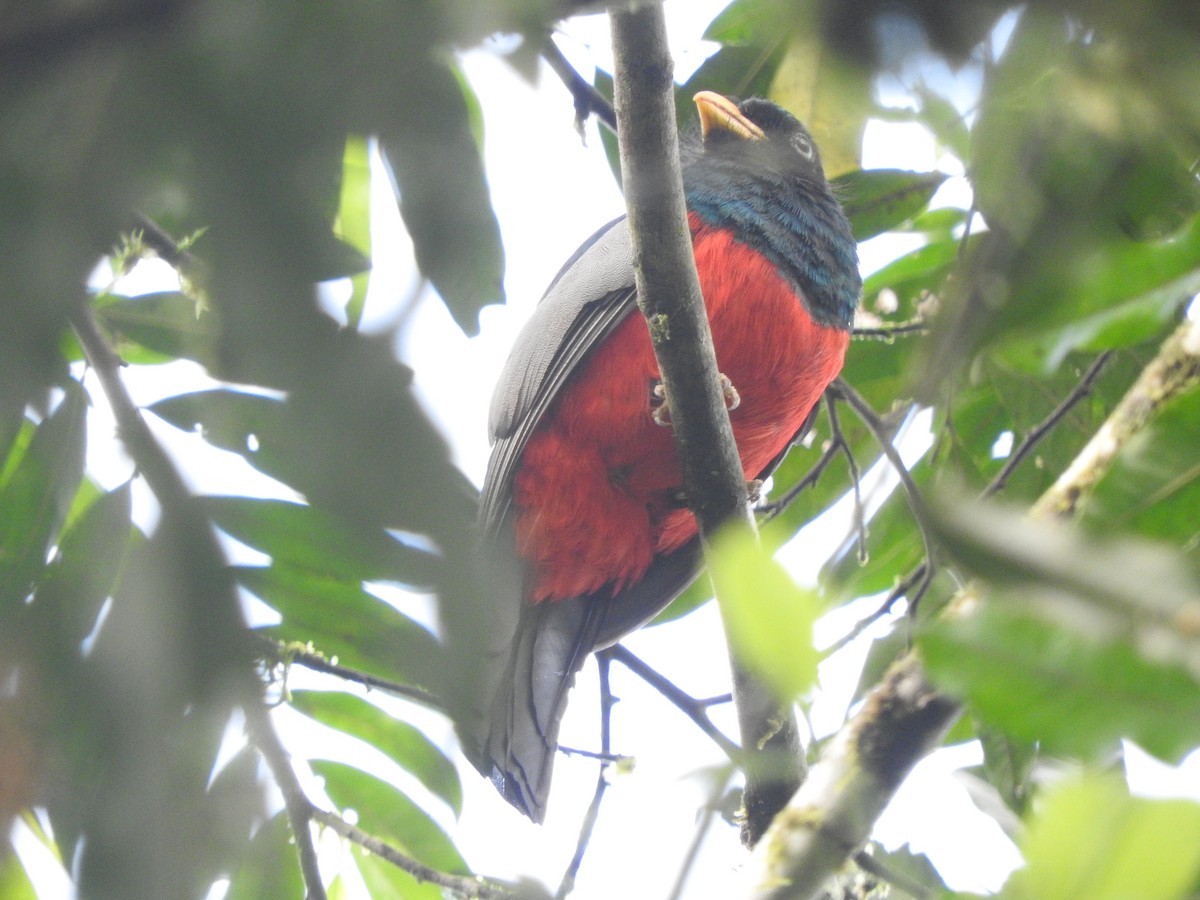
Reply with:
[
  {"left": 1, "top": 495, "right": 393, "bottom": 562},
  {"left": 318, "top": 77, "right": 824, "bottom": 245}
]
[{"left": 461, "top": 91, "right": 861, "bottom": 822}]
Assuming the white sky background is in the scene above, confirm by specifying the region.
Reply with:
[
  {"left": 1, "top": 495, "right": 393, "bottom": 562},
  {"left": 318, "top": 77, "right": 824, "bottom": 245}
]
[{"left": 18, "top": 1, "right": 1200, "bottom": 897}]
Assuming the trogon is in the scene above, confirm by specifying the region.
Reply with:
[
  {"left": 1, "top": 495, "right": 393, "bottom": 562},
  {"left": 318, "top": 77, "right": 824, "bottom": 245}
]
[{"left": 461, "top": 91, "right": 861, "bottom": 822}]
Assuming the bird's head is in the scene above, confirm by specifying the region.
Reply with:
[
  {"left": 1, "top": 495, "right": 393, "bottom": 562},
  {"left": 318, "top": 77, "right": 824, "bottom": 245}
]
[{"left": 690, "top": 91, "right": 828, "bottom": 187}]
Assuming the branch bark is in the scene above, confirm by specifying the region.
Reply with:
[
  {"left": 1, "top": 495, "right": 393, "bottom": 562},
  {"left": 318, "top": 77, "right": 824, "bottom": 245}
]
[
  {"left": 607, "top": 4, "right": 804, "bottom": 846},
  {"left": 743, "top": 315, "right": 1200, "bottom": 897}
]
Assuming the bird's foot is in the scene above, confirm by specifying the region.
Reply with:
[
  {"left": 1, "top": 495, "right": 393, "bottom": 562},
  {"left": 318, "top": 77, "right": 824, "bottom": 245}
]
[
  {"left": 745, "top": 478, "right": 764, "bottom": 504},
  {"left": 650, "top": 374, "right": 740, "bottom": 427}
]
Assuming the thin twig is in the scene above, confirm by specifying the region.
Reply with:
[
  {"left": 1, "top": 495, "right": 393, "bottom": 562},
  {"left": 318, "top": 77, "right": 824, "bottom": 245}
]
[
  {"left": 666, "top": 764, "right": 736, "bottom": 900},
  {"left": 610, "top": 645, "right": 740, "bottom": 759},
  {"left": 829, "top": 379, "right": 937, "bottom": 605},
  {"left": 757, "top": 437, "right": 842, "bottom": 522},
  {"left": 262, "top": 638, "right": 443, "bottom": 709},
  {"left": 822, "top": 562, "right": 928, "bottom": 658},
  {"left": 541, "top": 34, "right": 617, "bottom": 132},
  {"left": 557, "top": 651, "right": 617, "bottom": 899},
  {"left": 246, "top": 707, "right": 328, "bottom": 900},
  {"left": 981, "top": 351, "right": 1115, "bottom": 499},
  {"left": 309, "top": 807, "right": 512, "bottom": 899},
  {"left": 826, "top": 396, "right": 867, "bottom": 563},
  {"left": 851, "top": 318, "right": 929, "bottom": 340}
]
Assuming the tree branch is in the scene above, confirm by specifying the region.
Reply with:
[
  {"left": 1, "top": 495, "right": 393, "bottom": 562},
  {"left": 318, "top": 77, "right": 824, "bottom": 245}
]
[
  {"left": 309, "top": 807, "right": 513, "bottom": 899},
  {"left": 610, "top": 645, "right": 740, "bottom": 759},
  {"left": 982, "top": 350, "right": 1114, "bottom": 500},
  {"left": 541, "top": 34, "right": 617, "bottom": 133},
  {"left": 742, "top": 314, "right": 1200, "bottom": 898},
  {"left": 246, "top": 707, "right": 327, "bottom": 900},
  {"left": 608, "top": 3, "right": 804, "bottom": 848},
  {"left": 262, "top": 638, "right": 443, "bottom": 709}
]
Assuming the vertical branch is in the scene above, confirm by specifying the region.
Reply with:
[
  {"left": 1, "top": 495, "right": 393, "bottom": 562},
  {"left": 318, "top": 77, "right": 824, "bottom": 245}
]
[{"left": 607, "top": 5, "right": 803, "bottom": 846}]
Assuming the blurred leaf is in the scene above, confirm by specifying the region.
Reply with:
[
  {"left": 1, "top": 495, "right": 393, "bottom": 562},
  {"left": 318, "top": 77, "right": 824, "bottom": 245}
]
[
  {"left": 149, "top": 389, "right": 291, "bottom": 478},
  {"left": 97, "top": 293, "right": 216, "bottom": 367},
  {"left": 0, "top": 382, "right": 86, "bottom": 609},
  {"left": 225, "top": 813, "right": 305, "bottom": 900},
  {"left": 1083, "top": 378, "right": 1200, "bottom": 552},
  {"left": 33, "top": 481, "right": 133, "bottom": 647},
  {"left": 992, "top": 227, "right": 1200, "bottom": 372},
  {"left": 834, "top": 170, "right": 948, "bottom": 242},
  {"left": 678, "top": 43, "right": 787, "bottom": 134},
  {"left": 924, "top": 601, "right": 1200, "bottom": 763},
  {"left": 913, "top": 86, "right": 970, "bottom": 162},
  {"left": 290, "top": 690, "right": 462, "bottom": 816},
  {"left": 334, "top": 136, "right": 372, "bottom": 328},
  {"left": 977, "top": 724, "right": 1036, "bottom": 816},
  {"left": 241, "top": 565, "right": 440, "bottom": 691},
  {"left": 849, "top": 625, "right": 910, "bottom": 709},
  {"left": 1001, "top": 774, "right": 1200, "bottom": 900},
  {"left": 862, "top": 239, "right": 959, "bottom": 309},
  {"left": 705, "top": 0, "right": 797, "bottom": 44},
  {"left": 0, "top": 397, "right": 27, "bottom": 473},
  {"left": 201, "top": 496, "right": 439, "bottom": 587},
  {"left": 358, "top": 854, "right": 444, "bottom": 900},
  {"left": 770, "top": 17, "right": 869, "bottom": 177},
  {"left": 0, "top": 851, "right": 37, "bottom": 900},
  {"left": 709, "top": 524, "right": 821, "bottom": 700},
  {"left": 379, "top": 60, "right": 503, "bottom": 336},
  {"left": 865, "top": 842, "right": 949, "bottom": 899},
  {"left": 313, "top": 761, "right": 467, "bottom": 874}
]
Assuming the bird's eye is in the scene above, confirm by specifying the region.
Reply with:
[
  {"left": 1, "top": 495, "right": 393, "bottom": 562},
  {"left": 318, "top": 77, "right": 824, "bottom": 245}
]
[{"left": 791, "top": 133, "right": 814, "bottom": 160}]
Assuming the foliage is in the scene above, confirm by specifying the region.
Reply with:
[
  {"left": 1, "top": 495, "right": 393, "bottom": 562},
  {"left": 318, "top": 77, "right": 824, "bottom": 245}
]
[{"left": 3, "top": 0, "right": 1200, "bottom": 898}]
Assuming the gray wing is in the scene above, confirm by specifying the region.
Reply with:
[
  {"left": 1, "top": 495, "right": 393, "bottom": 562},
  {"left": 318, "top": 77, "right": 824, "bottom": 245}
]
[{"left": 480, "top": 215, "right": 638, "bottom": 535}]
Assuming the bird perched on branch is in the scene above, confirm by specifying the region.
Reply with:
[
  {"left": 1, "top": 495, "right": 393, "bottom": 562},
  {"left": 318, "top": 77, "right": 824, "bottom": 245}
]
[{"left": 461, "top": 91, "right": 861, "bottom": 822}]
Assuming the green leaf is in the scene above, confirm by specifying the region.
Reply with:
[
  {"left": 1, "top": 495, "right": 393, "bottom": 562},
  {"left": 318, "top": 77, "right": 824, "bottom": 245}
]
[
  {"left": 201, "top": 496, "right": 438, "bottom": 587},
  {"left": 709, "top": 524, "right": 821, "bottom": 700},
  {"left": 334, "top": 136, "right": 372, "bottom": 329},
  {"left": 241, "top": 565, "right": 441, "bottom": 691},
  {"left": 861, "top": 238, "right": 960, "bottom": 309},
  {"left": 977, "top": 724, "right": 1037, "bottom": 816},
  {"left": 358, "top": 853, "right": 444, "bottom": 900},
  {"left": 313, "top": 761, "right": 467, "bottom": 874},
  {"left": 96, "top": 292, "right": 216, "bottom": 367},
  {"left": 290, "top": 690, "right": 462, "bottom": 815},
  {"left": 225, "top": 813, "right": 305, "bottom": 900},
  {"left": 149, "top": 389, "right": 291, "bottom": 476},
  {"left": 33, "top": 481, "right": 133, "bottom": 647},
  {"left": 865, "top": 842, "right": 950, "bottom": 899},
  {"left": 1083, "top": 384, "right": 1200, "bottom": 553},
  {"left": 0, "top": 850, "right": 37, "bottom": 900},
  {"left": 379, "top": 60, "right": 503, "bottom": 335},
  {"left": 834, "top": 170, "right": 948, "bottom": 242},
  {"left": 0, "top": 382, "right": 87, "bottom": 609},
  {"left": 1002, "top": 774, "right": 1200, "bottom": 900}
]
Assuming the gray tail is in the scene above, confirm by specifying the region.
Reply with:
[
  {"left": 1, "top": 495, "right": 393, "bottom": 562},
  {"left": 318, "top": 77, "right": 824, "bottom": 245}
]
[{"left": 472, "top": 595, "right": 607, "bottom": 822}]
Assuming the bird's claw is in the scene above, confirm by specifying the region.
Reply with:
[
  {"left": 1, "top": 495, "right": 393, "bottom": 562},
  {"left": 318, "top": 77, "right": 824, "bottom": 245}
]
[
  {"left": 745, "top": 478, "right": 764, "bottom": 504},
  {"left": 650, "top": 374, "right": 740, "bottom": 427}
]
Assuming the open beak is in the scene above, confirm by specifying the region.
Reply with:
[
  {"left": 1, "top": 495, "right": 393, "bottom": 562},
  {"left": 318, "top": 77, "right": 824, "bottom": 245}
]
[{"left": 693, "top": 91, "right": 766, "bottom": 142}]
